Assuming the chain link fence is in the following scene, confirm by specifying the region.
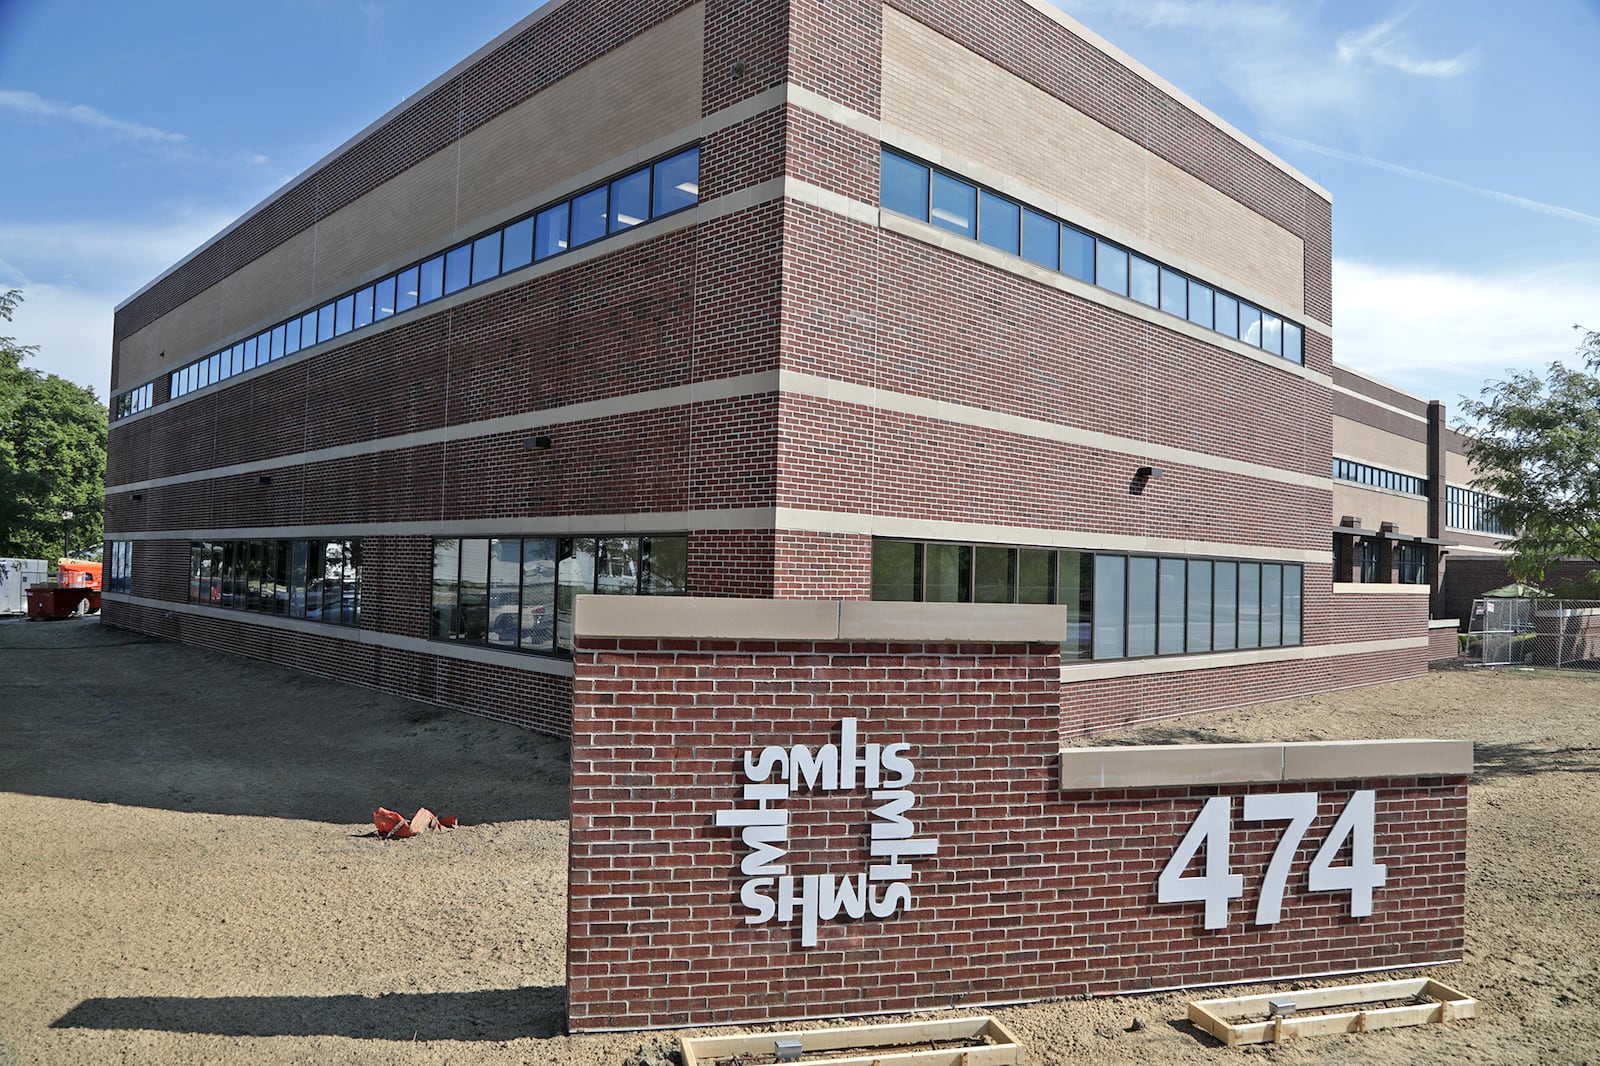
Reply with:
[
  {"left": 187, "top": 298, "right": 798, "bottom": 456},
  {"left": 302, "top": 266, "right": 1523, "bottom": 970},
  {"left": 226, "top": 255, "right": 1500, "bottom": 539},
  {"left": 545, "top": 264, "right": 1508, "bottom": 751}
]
[{"left": 1465, "top": 598, "right": 1600, "bottom": 670}]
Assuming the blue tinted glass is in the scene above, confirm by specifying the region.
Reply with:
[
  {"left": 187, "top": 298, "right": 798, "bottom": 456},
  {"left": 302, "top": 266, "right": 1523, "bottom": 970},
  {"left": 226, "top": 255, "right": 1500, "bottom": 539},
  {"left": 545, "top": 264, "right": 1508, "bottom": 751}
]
[
  {"left": 1283, "top": 322, "right": 1304, "bottom": 364},
  {"left": 242, "top": 337, "right": 257, "bottom": 371},
  {"left": 1062, "top": 226, "right": 1095, "bottom": 282},
  {"left": 354, "top": 286, "right": 374, "bottom": 328},
  {"left": 284, "top": 318, "right": 300, "bottom": 355},
  {"left": 301, "top": 310, "right": 319, "bottom": 347},
  {"left": 419, "top": 256, "right": 444, "bottom": 303},
  {"left": 472, "top": 232, "right": 501, "bottom": 284},
  {"left": 571, "top": 186, "right": 609, "bottom": 246},
  {"left": 610, "top": 169, "right": 651, "bottom": 232},
  {"left": 373, "top": 276, "right": 396, "bottom": 320},
  {"left": 1187, "top": 280, "right": 1213, "bottom": 329},
  {"left": 502, "top": 217, "right": 533, "bottom": 271},
  {"left": 256, "top": 331, "right": 272, "bottom": 362},
  {"left": 652, "top": 147, "right": 699, "bottom": 216},
  {"left": 929, "top": 171, "right": 975, "bottom": 237},
  {"left": 1021, "top": 209, "right": 1058, "bottom": 269},
  {"left": 1261, "top": 312, "right": 1282, "bottom": 355},
  {"left": 977, "top": 190, "right": 1019, "bottom": 254},
  {"left": 1130, "top": 255, "right": 1159, "bottom": 306},
  {"left": 208, "top": 352, "right": 221, "bottom": 383},
  {"left": 1092, "top": 555, "right": 1126, "bottom": 659},
  {"left": 1239, "top": 302, "right": 1263, "bottom": 347},
  {"left": 317, "top": 304, "right": 334, "bottom": 343},
  {"left": 395, "top": 267, "right": 419, "bottom": 312},
  {"left": 879, "top": 149, "right": 929, "bottom": 221},
  {"left": 1096, "top": 242, "right": 1128, "bottom": 296},
  {"left": 271, "top": 324, "right": 285, "bottom": 360},
  {"left": 1214, "top": 293, "right": 1239, "bottom": 338},
  {"left": 230, "top": 342, "right": 244, "bottom": 375},
  {"left": 1160, "top": 268, "right": 1187, "bottom": 317},
  {"left": 334, "top": 294, "right": 355, "bottom": 335},
  {"left": 535, "top": 203, "right": 570, "bottom": 259},
  {"left": 444, "top": 244, "right": 471, "bottom": 294}
]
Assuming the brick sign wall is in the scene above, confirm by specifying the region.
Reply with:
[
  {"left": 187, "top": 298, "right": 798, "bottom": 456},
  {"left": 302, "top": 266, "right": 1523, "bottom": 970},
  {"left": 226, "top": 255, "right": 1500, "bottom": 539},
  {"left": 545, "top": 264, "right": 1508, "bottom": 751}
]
[{"left": 566, "top": 599, "right": 1468, "bottom": 1031}]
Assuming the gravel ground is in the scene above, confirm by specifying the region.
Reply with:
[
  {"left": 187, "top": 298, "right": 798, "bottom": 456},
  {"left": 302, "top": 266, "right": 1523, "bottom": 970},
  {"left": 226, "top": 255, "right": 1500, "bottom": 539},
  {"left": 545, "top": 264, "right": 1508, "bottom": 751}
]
[{"left": 1, "top": 617, "right": 1596, "bottom": 1065}]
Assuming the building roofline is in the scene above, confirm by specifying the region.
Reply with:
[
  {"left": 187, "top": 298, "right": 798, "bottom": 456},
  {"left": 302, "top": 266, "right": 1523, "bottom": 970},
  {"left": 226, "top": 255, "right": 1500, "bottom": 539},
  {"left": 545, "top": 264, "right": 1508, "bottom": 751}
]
[
  {"left": 1016, "top": 0, "right": 1332, "bottom": 204},
  {"left": 1332, "top": 360, "right": 1434, "bottom": 407},
  {"left": 117, "top": 0, "right": 575, "bottom": 313}
]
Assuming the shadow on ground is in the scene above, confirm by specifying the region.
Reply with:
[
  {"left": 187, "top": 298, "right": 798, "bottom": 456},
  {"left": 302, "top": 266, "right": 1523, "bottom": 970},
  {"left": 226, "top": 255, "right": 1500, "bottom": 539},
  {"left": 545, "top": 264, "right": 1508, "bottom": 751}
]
[
  {"left": 51, "top": 986, "right": 566, "bottom": 1041},
  {"left": 0, "top": 618, "right": 568, "bottom": 822}
]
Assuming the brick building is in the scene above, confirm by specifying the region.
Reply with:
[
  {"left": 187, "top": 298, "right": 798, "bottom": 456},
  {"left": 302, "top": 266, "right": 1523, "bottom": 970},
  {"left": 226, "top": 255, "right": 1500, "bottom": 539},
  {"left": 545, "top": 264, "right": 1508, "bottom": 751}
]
[{"left": 101, "top": 0, "right": 1505, "bottom": 737}]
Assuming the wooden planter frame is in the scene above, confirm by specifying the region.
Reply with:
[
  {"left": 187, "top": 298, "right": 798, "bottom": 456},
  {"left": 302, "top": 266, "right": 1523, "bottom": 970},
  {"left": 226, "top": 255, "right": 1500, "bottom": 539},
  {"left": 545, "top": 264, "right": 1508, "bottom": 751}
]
[
  {"left": 1188, "top": 977, "right": 1477, "bottom": 1046},
  {"left": 679, "top": 1016, "right": 1025, "bottom": 1066}
]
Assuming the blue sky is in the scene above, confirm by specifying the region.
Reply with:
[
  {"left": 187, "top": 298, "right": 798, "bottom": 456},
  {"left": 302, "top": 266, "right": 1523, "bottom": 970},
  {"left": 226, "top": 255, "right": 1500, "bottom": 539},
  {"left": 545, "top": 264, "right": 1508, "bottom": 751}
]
[{"left": 0, "top": 0, "right": 1596, "bottom": 418}]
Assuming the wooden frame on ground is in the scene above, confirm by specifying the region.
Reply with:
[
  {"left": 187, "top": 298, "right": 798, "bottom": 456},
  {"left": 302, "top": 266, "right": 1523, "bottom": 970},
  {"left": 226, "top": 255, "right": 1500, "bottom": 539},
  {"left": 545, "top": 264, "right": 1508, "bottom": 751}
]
[{"left": 1188, "top": 976, "right": 1477, "bottom": 1046}]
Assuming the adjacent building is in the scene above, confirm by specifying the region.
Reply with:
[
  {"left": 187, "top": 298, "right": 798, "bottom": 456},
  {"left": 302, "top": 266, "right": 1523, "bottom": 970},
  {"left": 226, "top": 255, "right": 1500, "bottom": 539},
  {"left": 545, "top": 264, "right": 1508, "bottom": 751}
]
[{"left": 102, "top": 0, "right": 1507, "bottom": 737}]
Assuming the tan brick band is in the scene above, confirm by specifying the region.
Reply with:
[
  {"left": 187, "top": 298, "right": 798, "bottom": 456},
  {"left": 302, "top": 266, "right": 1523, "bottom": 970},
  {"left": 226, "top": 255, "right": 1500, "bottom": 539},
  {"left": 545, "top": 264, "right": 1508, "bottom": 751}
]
[{"left": 1059, "top": 739, "right": 1474, "bottom": 790}]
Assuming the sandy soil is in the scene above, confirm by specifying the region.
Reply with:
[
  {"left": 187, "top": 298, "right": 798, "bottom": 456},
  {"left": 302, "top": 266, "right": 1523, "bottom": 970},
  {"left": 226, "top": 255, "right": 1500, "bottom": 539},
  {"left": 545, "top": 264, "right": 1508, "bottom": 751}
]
[{"left": 1, "top": 618, "right": 1596, "bottom": 1065}]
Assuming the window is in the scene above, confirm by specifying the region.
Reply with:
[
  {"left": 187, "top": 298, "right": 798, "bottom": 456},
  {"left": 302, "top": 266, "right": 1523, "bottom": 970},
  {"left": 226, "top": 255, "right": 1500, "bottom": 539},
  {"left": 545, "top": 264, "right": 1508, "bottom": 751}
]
[
  {"left": 1334, "top": 458, "right": 1425, "bottom": 497},
  {"left": 609, "top": 169, "right": 651, "bottom": 233},
  {"left": 443, "top": 243, "right": 472, "bottom": 295},
  {"left": 1188, "top": 281, "right": 1214, "bottom": 330},
  {"left": 536, "top": 203, "right": 570, "bottom": 259},
  {"left": 1092, "top": 555, "right": 1126, "bottom": 659},
  {"left": 190, "top": 538, "right": 360, "bottom": 626},
  {"left": 106, "top": 541, "right": 133, "bottom": 593},
  {"left": 502, "top": 217, "right": 534, "bottom": 272},
  {"left": 1061, "top": 226, "right": 1096, "bottom": 283},
  {"left": 871, "top": 540, "right": 921, "bottom": 601},
  {"left": 924, "top": 542, "right": 971, "bottom": 602},
  {"left": 1130, "top": 255, "right": 1159, "bottom": 307},
  {"left": 1096, "top": 242, "right": 1129, "bottom": 297},
  {"left": 880, "top": 148, "right": 930, "bottom": 221},
  {"left": 1160, "top": 268, "right": 1188, "bottom": 318},
  {"left": 1021, "top": 209, "right": 1059, "bottom": 269},
  {"left": 977, "top": 190, "right": 1019, "bottom": 255},
  {"left": 334, "top": 295, "right": 355, "bottom": 336},
  {"left": 354, "top": 287, "right": 374, "bottom": 329},
  {"left": 1447, "top": 485, "right": 1514, "bottom": 536},
  {"left": 973, "top": 545, "right": 1015, "bottom": 603},
  {"left": 1214, "top": 293, "right": 1239, "bottom": 339},
  {"left": 471, "top": 231, "right": 502, "bottom": 285},
  {"left": 570, "top": 186, "right": 610, "bottom": 246},
  {"left": 930, "top": 171, "right": 976, "bottom": 238},
  {"left": 652, "top": 147, "right": 700, "bottom": 217},
  {"left": 1396, "top": 542, "right": 1427, "bottom": 585}
]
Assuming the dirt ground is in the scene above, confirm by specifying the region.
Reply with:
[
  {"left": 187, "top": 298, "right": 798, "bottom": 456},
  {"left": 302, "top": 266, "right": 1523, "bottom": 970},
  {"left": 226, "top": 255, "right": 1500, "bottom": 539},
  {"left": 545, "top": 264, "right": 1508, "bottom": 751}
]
[{"left": 1, "top": 618, "right": 1596, "bottom": 1065}]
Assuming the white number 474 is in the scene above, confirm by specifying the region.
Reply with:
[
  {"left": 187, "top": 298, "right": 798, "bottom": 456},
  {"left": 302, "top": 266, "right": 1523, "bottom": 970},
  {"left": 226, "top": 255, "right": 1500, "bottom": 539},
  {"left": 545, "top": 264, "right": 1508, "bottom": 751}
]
[{"left": 1157, "top": 791, "right": 1387, "bottom": 930}]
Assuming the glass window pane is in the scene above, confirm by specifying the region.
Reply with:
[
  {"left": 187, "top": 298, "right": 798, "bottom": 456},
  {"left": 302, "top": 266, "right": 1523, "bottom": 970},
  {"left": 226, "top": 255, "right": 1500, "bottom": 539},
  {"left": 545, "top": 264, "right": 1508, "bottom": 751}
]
[
  {"left": 930, "top": 171, "right": 975, "bottom": 238},
  {"left": 652, "top": 147, "right": 699, "bottom": 216},
  {"left": 289, "top": 540, "right": 308, "bottom": 618},
  {"left": 1239, "top": 302, "right": 1263, "bottom": 347},
  {"left": 1160, "top": 267, "right": 1188, "bottom": 317},
  {"left": 1214, "top": 293, "right": 1239, "bottom": 339},
  {"left": 1060, "top": 551, "right": 1093, "bottom": 660},
  {"left": 229, "top": 343, "right": 243, "bottom": 376},
  {"left": 1283, "top": 322, "right": 1304, "bottom": 364},
  {"left": 974, "top": 545, "right": 1015, "bottom": 603},
  {"left": 1283, "top": 565, "right": 1302, "bottom": 644},
  {"left": 1188, "top": 281, "right": 1213, "bottom": 329},
  {"left": 488, "top": 539, "right": 521, "bottom": 648},
  {"left": 880, "top": 149, "right": 930, "bottom": 221},
  {"left": 596, "top": 537, "right": 640, "bottom": 594},
  {"left": 334, "top": 294, "right": 354, "bottom": 336},
  {"left": 502, "top": 217, "right": 534, "bottom": 271},
  {"left": 374, "top": 276, "right": 396, "bottom": 321},
  {"left": 1021, "top": 209, "right": 1059, "bottom": 269},
  {"left": 242, "top": 337, "right": 257, "bottom": 372},
  {"left": 642, "top": 536, "right": 687, "bottom": 595},
  {"left": 557, "top": 537, "right": 596, "bottom": 651},
  {"left": 1187, "top": 560, "right": 1213, "bottom": 652},
  {"left": 1130, "top": 255, "right": 1159, "bottom": 307},
  {"left": 431, "top": 539, "right": 459, "bottom": 638},
  {"left": 1127, "top": 556, "right": 1157, "bottom": 657},
  {"left": 571, "top": 186, "right": 609, "bottom": 246},
  {"left": 1062, "top": 226, "right": 1095, "bottom": 283},
  {"left": 353, "top": 286, "right": 374, "bottom": 329},
  {"left": 301, "top": 310, "right": 320, "bottom": 347},
  {"left": 316, "top": 303, "right": 335, "bottom": 343},
  {"left": 1096, "top": 241, "right": 1128, "bottom": 296},
  {"left": 871, "top": 540, "right": 921, "bottom": 602},
  {"left": 1262, "top": 563, "right": 1283, "bottom": 647},
  {"left": 1158, "top": 558, "right": 1186, "bottom": 655},
  {"left": 419, "top": 255, "right": 445, "bottom": 303},
  {"left": 610, "top": 169, "right": 651, "bottom": 232},
  {"left": 443, "top": 244, "right": 471, "bottom": 294},
  {"left": 519, "top": 537, "right": 557, "bottom": 652},
  {"left": 1092, "top": 555, "right": 1125, "bottom": 659},
  {"left": 923, "top": 543, "right": 971, "bottom": 602},
  {"left": 536, "top": 203, "right": 570, "bottom": 259},
  {"left": 1261, "top": 312, "right": 1282, "bottom": 355},
  {"left": 1018, "top": 548, "right": 1055, "bottom": 604},
  {"left": 977, "top": 190, "right": 1019, "bottom": 255},
  {"left": 271, "top": 324, "right": 286, "bottom": 359},
  {"left": 1214, "top": 560, "right": 1237, "bottom": 650},
  {"left": 472, "top": 230, "right": 502, "bottom": 284},
  {"left": 396, "top": 266, "right": 420, "bottom": 312},
  {"left": 1238, "top": 562, "right": 1261, "bottom": 648},
  {"left": 457, "top": 538, "right": 489, "bottom": 641}
]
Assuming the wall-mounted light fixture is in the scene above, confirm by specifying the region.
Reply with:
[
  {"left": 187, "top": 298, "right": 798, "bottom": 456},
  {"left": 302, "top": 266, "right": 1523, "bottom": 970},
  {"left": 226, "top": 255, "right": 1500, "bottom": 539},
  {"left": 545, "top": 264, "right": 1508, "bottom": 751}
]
[
  {"left": 257, "top": 475, "right": 273, "bottom": 485},
  {"left": 523, "top": 434, "right": 553, "bottom": 450},
  {"left": 130, "top": 493, "right": 144, "bottom": 501},
  {"left": 1135, "top": 465, "right": 1162, "bottom": 480}
]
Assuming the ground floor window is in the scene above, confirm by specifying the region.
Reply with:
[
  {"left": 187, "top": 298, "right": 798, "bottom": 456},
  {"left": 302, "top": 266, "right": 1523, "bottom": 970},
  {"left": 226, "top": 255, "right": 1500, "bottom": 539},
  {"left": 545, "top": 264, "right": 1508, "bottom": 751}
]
[
  {"left": 105, "top": 541, "right": 133, "bottom": 594},
  {"left": 188, "top": 539, "right": 361, "bottom": 626},
  {"left": 431, "top": 534, "right": 686, "bottom": 656},
  {"left": 871, "top": 538, "right": 1302, "bottom": 661}
]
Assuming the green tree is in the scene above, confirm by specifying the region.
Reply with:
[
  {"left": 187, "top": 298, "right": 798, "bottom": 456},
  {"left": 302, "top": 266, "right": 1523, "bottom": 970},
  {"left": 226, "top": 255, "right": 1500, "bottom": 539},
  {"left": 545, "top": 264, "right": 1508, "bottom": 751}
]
[
  {"left": 0, "top": 289, "right": 107, "bottom": 561},
  {"left": 1456, "top": 328, "right": 1600, "bottom": 595}
]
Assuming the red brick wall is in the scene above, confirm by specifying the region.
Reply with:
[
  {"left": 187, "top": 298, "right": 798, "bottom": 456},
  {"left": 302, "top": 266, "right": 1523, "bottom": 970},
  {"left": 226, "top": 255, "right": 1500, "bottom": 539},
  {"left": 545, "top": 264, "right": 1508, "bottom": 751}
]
[
  {"left": 568, "top": 635, "right": 1465, "bottom": 1030},
  {"left": 1429, "top": 625, "right": 1461, "bottom": 662}
]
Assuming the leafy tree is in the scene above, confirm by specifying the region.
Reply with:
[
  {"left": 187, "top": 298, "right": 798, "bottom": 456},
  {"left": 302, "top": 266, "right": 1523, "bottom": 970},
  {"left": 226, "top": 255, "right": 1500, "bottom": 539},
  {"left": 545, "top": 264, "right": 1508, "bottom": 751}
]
[
  {"left": 0, "top": 290, "right": 107, "bottom": 562},
  {"left": 1457, "top": 328, "right": 1600, "bottom": 595}
]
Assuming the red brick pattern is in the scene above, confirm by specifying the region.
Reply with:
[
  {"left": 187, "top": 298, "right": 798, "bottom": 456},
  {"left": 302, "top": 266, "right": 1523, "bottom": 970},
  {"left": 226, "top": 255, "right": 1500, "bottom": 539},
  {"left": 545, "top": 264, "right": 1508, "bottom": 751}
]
[
  {"left": 568, "top": 636, "right": 1465, "bottom": 1030},
  {"left": 1429, "top": 626, "right": 1460, "bottom": 662}
]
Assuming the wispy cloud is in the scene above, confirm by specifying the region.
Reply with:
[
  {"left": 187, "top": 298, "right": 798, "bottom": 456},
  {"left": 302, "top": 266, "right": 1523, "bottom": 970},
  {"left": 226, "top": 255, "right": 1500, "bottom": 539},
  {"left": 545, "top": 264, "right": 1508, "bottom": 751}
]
[
  {"left": 1334, "top": 259, "right": 1600, "bottom": 406},
  {"left": 0, "top": 215, "right": 241, "bottom": 286},
  {"left": 1335, "top": 11, "right": 1477, "bottom": 78},
  {"left": 1263, "top": 133, "right": 1600, "bottom": 227},
  {"left": 0, "top": 89, "right": 186, "bottom": 143}
]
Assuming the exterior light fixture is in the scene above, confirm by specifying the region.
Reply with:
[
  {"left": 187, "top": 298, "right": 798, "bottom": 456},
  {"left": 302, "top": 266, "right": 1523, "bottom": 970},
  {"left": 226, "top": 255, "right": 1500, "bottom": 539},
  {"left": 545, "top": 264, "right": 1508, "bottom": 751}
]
[
  {"left": 1135, "top": 466, "right": 1162, "bottom": 479},
  {"left": 257, "top": 475, "right": 273, "bottom": 485},
  {"left": 523, "top": 435, "right": 553, "bottom": 450}
]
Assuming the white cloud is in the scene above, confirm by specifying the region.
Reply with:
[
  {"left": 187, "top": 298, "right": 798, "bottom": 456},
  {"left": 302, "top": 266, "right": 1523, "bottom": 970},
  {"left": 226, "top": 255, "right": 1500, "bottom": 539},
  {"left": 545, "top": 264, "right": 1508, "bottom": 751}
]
[
  {"left": 3, "top": 283, "right": 115, "bottom": 399},
  {"left": 0, "top": 214, "right": 239, "bottom": 292},
  {"left": 1334, "top": 259, "right": 1600, "bottom": 409},
  {"left": 1336, "top": 12, "right": 1477, "bottom": 79},
  {"left": 0, "top": 89, "right": 186, "bottom": 143}
]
